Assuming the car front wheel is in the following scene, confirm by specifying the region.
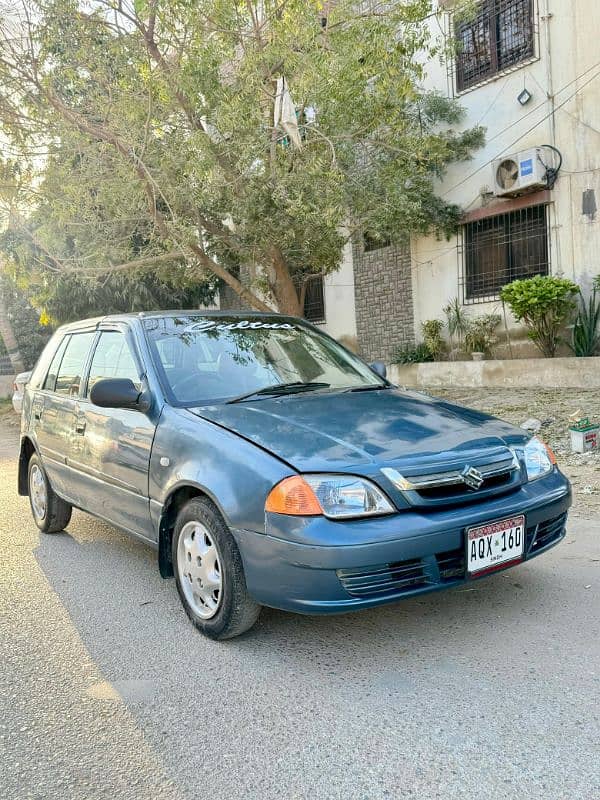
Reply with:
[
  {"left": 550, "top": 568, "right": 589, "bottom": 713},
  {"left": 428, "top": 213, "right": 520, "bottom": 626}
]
[
  {"left": 172, "top": 497, "right": 261, "bottom": 640},
  {"left": 28, "top": 454, "right": 72, "bottom": 533}
]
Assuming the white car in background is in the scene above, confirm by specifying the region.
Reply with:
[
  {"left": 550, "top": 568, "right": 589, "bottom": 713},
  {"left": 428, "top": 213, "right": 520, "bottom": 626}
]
[{"left": 12, "top": 371, "right": 31, "bottom": 415}]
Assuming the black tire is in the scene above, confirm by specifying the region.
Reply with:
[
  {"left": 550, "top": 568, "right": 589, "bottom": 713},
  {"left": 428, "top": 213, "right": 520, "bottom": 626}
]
[
  {"left": 172, "top": 497, "right": 261, "bottom": 640},
  {"left": 28, "top": 453, "right": 72, "bottom": 534}
]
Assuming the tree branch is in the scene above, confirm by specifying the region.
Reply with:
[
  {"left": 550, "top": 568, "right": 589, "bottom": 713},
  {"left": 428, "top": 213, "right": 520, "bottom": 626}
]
[
  {"left": 81, "top": 251, "right": 187, "bottom": 274},
  {"left": 37, "top": 87, "right": 271, "bottom": 311}
]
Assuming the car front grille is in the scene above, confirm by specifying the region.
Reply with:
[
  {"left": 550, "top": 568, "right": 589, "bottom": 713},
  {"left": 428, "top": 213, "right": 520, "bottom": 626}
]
[
  {"left": 529, "top": 512, "right": 568, "bottom": 553},
  {"left": 386, "top": 452, "right": 523, "bottom": 509},
  {"left": 337, "top": 559, "right": 433, "bottom": 598},
  {"left": 336, "top": 512, "right": 567, "bottom": 600},
  {"left": 415, "top": 470, "right": 514, "bottom": 501},
  {"left": 437, "top": 548, "right": 466, "bottom": 581}
]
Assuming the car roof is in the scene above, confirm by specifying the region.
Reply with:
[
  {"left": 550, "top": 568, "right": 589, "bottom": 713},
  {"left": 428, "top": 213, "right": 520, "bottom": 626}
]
[{"left": 56, "top": 309, "right": 294, "bottom": 333}]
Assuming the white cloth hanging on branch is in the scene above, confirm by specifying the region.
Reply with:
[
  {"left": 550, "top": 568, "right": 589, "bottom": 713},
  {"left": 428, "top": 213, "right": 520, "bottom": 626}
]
[{"left": 274, "top": 77, "right": 302, "bottom": 150}]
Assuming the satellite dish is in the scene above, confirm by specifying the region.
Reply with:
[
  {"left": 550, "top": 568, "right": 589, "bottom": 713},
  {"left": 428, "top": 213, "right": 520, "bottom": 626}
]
[{"left": 496, "top": 158, "right": 519, "bottom": 191}]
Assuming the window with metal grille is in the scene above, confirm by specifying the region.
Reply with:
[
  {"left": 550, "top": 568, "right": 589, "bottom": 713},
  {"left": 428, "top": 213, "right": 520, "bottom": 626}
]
[
  {"left": 303, "top": 274, "right": 326, "bottom": 323},
  {"left": 462, "top": 204, "right": 549, "bottom": 303},
  {"left": 455, "top": 0, "right": 535, "bottom": 92},
  {"left": 363, "top": 232, "right": 391, "bottom": 252}
]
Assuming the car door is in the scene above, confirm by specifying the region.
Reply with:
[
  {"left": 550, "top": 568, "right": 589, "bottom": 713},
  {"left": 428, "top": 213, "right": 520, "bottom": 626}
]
[
  {"left": 33, "top": 331, "right": 96, "bottom": 501},
  {"left": 69, "top": 325, "right": 156, "bottom": 540}
]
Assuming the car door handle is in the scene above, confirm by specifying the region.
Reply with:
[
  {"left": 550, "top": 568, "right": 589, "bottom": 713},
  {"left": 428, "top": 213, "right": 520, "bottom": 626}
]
[
  {"left": 32, "top": 398, "right": 44, "bottom": 420},
  {"left": 75, "top": 420, "right": 86, "bottom": 434}
]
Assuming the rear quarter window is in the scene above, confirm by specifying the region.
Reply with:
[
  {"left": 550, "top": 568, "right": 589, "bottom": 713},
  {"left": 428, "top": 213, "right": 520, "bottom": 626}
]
[
  {"left": 42, "top": 336, "right": 70, "bottom": 392},
  {"left": 28, "top": 333, "right": 65, "bottom": 391}
]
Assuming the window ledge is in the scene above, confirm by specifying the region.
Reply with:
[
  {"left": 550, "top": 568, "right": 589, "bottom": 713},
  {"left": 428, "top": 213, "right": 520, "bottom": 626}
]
[{"left": 461, "top": 189, "right": 551, "bottom": 224}]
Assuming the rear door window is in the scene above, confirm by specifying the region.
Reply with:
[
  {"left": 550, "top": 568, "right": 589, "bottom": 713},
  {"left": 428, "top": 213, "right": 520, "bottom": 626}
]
[{"left": 54, "top": 333, "right": 96, "bottom": 396}]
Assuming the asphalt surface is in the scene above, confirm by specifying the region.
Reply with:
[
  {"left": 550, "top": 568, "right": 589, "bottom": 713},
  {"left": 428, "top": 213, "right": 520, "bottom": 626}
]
[{"left": 1, "top": 418, "right": 599, "bottom": 800}]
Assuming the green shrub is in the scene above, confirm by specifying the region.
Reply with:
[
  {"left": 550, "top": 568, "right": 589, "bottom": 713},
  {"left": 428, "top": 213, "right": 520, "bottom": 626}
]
[
  {"left": 392, "top": 343, "right": 433, "bottom": 365},
  {"left": 571, "top": 285, "right": 600, "bottom": 357},
  {"left": 464, "top": 314, "right": 501, "bottom": 355},
  {"left": 500, "top": 275, "right": 579, "bottom": 357},
  {"left": 420, "top": 319, "right": 445, "bottom": 360},
  {"left": 443, "top": 297, "right": 469, "bottom": 348}
]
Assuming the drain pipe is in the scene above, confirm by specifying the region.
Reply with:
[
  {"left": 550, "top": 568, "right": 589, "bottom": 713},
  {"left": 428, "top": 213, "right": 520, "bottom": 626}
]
[
  {"left": 541, "top": 0, "right": 564, "bottom": 273},
  {"left": 541, "top": 0, "right": 556, "bottom": 146}
]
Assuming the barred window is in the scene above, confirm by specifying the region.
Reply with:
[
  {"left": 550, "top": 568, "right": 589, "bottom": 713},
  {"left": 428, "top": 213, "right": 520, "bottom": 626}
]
[
  {"left": 363, "top": 233, "right": 391, "bottom": 252},
  {"left": 455, "top": 0, "right": 535, "bottom": 92},
  {"left": 462, "top": 204, "right": 549, "bottom": 303},
  {"left": 303, "top": 274, "right": 326, "bottom": 323}
]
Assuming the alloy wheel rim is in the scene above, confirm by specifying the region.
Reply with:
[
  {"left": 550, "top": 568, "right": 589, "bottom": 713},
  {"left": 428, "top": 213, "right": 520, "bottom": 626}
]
[
  {"left": 30, "top": 464, "right": 47, "bottom": 520},
  {"left": 177, "top": 521, "right": 222, "bottom": 619}
]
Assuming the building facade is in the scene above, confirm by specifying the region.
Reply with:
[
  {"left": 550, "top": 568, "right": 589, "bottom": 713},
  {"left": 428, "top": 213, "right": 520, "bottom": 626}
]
[{"left": 318, "top": 0, "right": 600, "bottom": 360}]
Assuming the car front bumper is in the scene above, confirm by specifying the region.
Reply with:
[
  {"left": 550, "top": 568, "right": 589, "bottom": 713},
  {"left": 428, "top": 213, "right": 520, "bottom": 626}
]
[{"left": 232, "top": 469, "right": 572, "bottom": 614}]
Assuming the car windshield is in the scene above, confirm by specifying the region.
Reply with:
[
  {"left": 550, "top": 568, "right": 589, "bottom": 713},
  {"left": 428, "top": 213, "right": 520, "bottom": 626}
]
[{"left": 144, "top": 315, "right": 384, "bottom": 405}]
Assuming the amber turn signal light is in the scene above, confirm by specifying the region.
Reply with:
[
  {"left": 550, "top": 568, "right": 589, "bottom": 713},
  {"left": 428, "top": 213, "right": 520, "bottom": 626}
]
[
  {"left": 543, "top": 441, "right": 557, "bottom": 464},
  {"left": 265, "top": 476, "right": 323, "bottom": 516}
]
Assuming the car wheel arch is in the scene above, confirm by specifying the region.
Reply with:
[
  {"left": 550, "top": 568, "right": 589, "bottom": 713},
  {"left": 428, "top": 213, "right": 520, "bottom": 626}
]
[
  {"left": 157, "top": 482, "right": 232, "bottom": 579},
  {"left": 18, "top": 437, "right": 38, "bottom": 496}
]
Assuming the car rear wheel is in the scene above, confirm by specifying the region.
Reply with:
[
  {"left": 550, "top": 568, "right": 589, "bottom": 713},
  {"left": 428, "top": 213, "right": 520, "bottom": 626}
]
[
  {"left": 28, "top": 454, "right": 72, "bottom": 534},
  {"left": 172, "top": 497, "right": 261, "bottom": 640}
]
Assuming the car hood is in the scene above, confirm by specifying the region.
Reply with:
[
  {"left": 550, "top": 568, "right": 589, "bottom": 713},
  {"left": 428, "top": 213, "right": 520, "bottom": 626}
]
[{"left": 187, "top": 388, "right": 529, "bottom": 472}]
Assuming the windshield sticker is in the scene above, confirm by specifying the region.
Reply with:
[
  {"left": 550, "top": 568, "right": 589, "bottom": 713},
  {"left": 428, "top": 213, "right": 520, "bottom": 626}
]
[{"left": 184, "top": 320, "right": 297, "bottom": 333}]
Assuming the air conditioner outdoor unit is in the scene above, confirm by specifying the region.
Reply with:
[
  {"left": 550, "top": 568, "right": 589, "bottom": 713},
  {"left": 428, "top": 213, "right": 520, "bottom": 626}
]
[{"left": 492, "top": 148, "right": 548, "bottom": 197}]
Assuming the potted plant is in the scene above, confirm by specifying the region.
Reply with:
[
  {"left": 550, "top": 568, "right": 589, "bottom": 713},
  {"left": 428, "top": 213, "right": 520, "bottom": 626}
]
[{"left": 464, "top": 314, "right": 501, "bottom": 360}]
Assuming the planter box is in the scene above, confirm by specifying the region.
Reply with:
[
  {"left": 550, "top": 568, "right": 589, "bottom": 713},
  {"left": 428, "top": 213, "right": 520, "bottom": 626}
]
[{"left": 388, "top": 356, "right": 600, "bottom": 390}]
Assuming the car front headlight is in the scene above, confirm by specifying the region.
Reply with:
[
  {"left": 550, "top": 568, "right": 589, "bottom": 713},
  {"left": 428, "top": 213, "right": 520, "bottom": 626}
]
[
  {"left": 522, "top": 436, "right": 556, "bottom": 481},
  {"left": 265, "top": 474, "right": 394, "bottom": 518}
]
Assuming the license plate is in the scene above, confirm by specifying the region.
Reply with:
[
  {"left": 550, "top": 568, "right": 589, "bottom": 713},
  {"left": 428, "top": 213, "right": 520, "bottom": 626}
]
[{"left": 466, "top": 515, "right": 525, "bottom": 575}]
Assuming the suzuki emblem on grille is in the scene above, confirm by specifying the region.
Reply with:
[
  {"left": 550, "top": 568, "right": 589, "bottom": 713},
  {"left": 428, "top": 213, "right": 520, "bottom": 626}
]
[{"left": 462, "top": 466, "right": 484, "bottom": 490}]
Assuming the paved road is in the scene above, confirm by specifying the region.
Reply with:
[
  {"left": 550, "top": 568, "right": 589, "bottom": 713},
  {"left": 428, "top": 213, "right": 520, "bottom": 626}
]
[{"left": 1, "top": 419, "right": 599, "bottom": 800}]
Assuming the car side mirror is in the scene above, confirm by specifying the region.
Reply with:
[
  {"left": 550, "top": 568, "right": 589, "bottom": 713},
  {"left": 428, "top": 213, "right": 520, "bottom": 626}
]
[
  {"left": 369, "top": 361, "right": 387, "bottom": 379},
  {"left": 90, "top": 378, "right": 150, "bottom": 412}
]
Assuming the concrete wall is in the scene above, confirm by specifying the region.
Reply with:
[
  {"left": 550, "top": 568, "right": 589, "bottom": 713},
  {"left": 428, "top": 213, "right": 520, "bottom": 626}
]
[
  {"left": 388, "top": 357, "right": 600, "bottom": 390},
  {"left": 0, "top": 375, "right": 13, "bottom": 399},
  {"left": 319, "top": 239, "right": 358, "bottom": 348},
  {"left": 411, "top": 0, "right": 600, "bottom": 342},
  {"left": 352, "top": 238, "right": 415, "bottom": 362}
]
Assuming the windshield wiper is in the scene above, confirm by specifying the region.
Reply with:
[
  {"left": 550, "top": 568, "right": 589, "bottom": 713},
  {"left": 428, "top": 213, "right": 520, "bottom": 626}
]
[
  {"left": 227, "top": 381, "right": 331, "bottom": 404},
  {"left": 345, "top": 384, "right": 390, "bottom": 393}
]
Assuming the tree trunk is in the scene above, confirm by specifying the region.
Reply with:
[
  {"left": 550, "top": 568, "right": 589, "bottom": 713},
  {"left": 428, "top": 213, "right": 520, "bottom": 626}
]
[
  {"left": 0, "top": 293, "right": 25, "bottom": 373},
  {"left": 269, "top": 247, "right": 303, "bottom": 316}
]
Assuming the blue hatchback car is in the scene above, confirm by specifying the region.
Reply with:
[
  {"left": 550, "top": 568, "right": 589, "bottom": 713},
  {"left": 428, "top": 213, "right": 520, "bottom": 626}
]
[{"left": 19, "top": 311, "right": 572, "bottom": 639}]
